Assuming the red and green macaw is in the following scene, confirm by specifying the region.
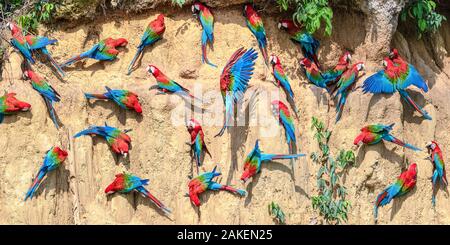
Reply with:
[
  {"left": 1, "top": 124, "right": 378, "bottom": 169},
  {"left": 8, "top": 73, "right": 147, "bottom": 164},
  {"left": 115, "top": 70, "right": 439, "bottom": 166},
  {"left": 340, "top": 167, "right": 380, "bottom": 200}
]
[
  {"left": 243, "top": 4, "right": 269, "bottom": 67},
  {"left": 0, "top": 92, "right": 31, "bottom": 123},
  {"left": 105, "top": 173, "right": 171, "bottom": 215},
  {"left": 23, "top": 69, "right": 60, "bottom": 129},
  {"left": 334, "top": 62, "right": 365, "bottom": 122},
  {"left": 127, "top": 14, "right": 165, "bottom": 75},
  {"left": 187, "top": 118, "right": 211, "bottom": 171},
  {"left": 25, "top": 147, "right": 68, "bottom": 201},
  {"left": 300, "top": 57, "right": 332, "bottom": 91},
  {"left": 74, "top": 123, "right": 132, "bottom": 157},
  {"left": 271, "top": 100, "right": 297, "bottom": 153},
  {"left": 269, "top": 55, "right": 298, "bottom": 113},
  {"left": 84, "top": 86, "right": 142, "bottom": 114},
  {"left": 192, "top": 2, "right": 217, "bottom": 68},
  {"left": 363, "top": 49, "right": 431, "bottom": 120},
  {"left": 374, "top": 163, "right": 417, "bottom": 220},
  {"left": 216, "top": 47, "right": 258, "bottom": 137},
  {"left": 353, "top": 123, "right": 421, "bottom": 151},
  {"left": 7, "top": 22, "right": 65, "bottom": 77},
  {"left": 146, "top": 65, "right": 201, "bottom": 101},
  {"left": 322, "top": 51, "right": 352, "bottom": 94},
  {"left": 188, "top": 166, "right": 246, "bottom": 207},
  {"left": 425, "top": 141, "right": 448, "bottom": 206},
  {"left": 7, "top": 22, "right": 34, "bottom": 64},
  {"left": 240, "top": 140, "right": 305, "bottom": 183},
  {"left": 278, "top": 19, "right": 320, "bottom": 68},
  {"left": 61, "top": 37, "right": 128, "bottom": 67}
]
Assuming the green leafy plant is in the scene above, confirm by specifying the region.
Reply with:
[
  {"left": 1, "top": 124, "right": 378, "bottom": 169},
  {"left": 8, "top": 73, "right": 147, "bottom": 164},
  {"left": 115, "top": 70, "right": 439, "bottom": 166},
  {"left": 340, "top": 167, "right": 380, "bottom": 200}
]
[
  {"left": 171, "top": 0, "right": 186, "bottom": 8},
  {"left": 400, "top": 0, "right": 446, "bottom": 38},
  {"left": 276, "top": 0, "right": 333, "bottom": 36},
  {"left": 1, "top": 0, "right": 55, "bottom": 34},
  {"left": 310, "top": 117, "right": 355, "bottom": 224},
  {"left": 268, "top": 202, "right": 286, "bottom": 224}
]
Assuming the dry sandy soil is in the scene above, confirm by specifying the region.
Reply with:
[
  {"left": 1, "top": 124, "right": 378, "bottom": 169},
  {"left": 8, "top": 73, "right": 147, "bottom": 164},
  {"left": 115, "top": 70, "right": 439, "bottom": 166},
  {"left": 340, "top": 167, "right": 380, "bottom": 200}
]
[{"left": 0, "top": 3, "right": 449, "bottom": 224}]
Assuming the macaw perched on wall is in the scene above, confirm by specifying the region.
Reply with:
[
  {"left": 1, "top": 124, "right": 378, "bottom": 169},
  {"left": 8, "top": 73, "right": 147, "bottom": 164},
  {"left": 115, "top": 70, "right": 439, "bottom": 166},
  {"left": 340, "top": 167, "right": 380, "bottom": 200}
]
[
  {"left": 23, "top": 70, "right": 60, "bottom": 129},
  {"left": 243, "top": 4, "right": 269, "bottom": 67},
  {"left": 425, "top": 141, "right": 448, "bottom": 206},
  {"left": 353, "top": 123, "right": 421, "bottom": 151},
  {"left": 334, "top": 62, "right": 365, "bottom": 122},
  {"left": 24, "top": 147, "right": 68, "bottom": 201},
  {"left": 240, "top": 140, "right": 305, "bottom": 183},
  {"left": 7, "top": 22, "right": 34, "bottom": 64},
  {"left": 127, "top": 14, "right": 165, "bottom": 75},
  {"left": 84, "top": 86, "right": 142, "bottom": 113},
  {"left": 278, "top": 19, "right": 320, "bottom": 68},
  {"left": 269, "top": 55, "right": 298, "bottom": 114},
  {"left": 146, "top": 65, "right": 201, "bottom": 102},
  {"left": 105, "top": 173, "right": 172, "bottom": 215},
  {"left": 374, "top": 163, "right": 417, "bottom": 220},
  {"left": 61, "top": 38, "right": 128, "bottom": 67},
  {"left": 363, "top": 52, "right": 431, "bottom": 120},
  {"left": 300, "top": 58, "right": 332, "bottom": 91},
  {"left": 192, "top": 2, "right": 217, "bottom": 67},
  {"left": 271, "top": 100, "right": 297, "bottom": 153},
  {"left": 322, "top": 51, "right": 352, "bottom": 94},
  {"left": 215, "top": 47, "right": 258, "bottom": 137},
  {"left": 0, "top": 92, "right": 31, "bottom": 123},
  {"left": 24, "top": 33, "right": 66, "bottom": 77},
  {"left": 73, "top": 123, "right": 132, "bottom": 157},
  {"left": 188, "top": 166, "right": 246, "bottom": 207},
  {"left": 187, "top": 119, "right": 211, "bottom": 171}
]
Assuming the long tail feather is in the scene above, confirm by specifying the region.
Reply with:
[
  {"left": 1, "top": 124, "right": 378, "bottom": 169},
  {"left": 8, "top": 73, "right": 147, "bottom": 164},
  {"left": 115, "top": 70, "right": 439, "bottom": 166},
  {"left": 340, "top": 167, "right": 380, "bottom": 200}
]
[
  {"left": 261, "top": 153, "right": 306, "bottom": 162},
  {"left": 136, "top": 186, "right": 171, "bottom": 215},
  {"left": 335, "top": 93, "right": 347, "bottom": 123},
  {"left": 383, "top": 134, "right": 422, "bottom": 151},
  {"left": 127, "top": 47, "right": 144, "bottom": 75},
  {"left": 398, "top": 89, "right": 432, "bottom": 120},
  {"left": 61, "top": 54, "right": 85, "bottom": 68},
  {"left": 43, "top": 97, "right": 59, "bottom": 129},
  {"left": 41, "top": 48, "right": 65, "bottom": 77},
  {"left": 215, "top": 95, "right": 233, "bottom": 137},
  {"left": 84, "top": 93, "right": 108, "bottom": 100},
  {"left": 24, "top": 169, "right": 46, "bottom": 201},
  {"left": 201, "top": 31, "right": 217, "bottom": 68}
]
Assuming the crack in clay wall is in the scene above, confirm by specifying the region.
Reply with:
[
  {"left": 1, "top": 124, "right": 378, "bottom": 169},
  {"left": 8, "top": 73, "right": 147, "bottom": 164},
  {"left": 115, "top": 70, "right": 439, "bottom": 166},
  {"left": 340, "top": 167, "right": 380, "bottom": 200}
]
[{"left": 0, "top": 4, "right": 449, "bottom": 224}]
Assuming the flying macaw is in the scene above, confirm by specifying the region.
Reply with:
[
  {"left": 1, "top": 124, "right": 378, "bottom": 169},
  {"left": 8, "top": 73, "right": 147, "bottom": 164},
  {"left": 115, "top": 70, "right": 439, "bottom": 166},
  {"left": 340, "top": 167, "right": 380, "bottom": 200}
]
[
  {"left": 425, "top": 141, "right": 448, "bottom": 206},
  {"left": 84, "top": 86, "right": 142, "bottom": 113},
  {"left": 269, "top": 55, "right": 298, "bottom": 113},
  {"left": 322, "top": 51, "right": 352, "bottom": 94},
  {"left": 271, "top": 100, "right": 297, "bottom": 152},
  {"left": 24, "top": 147, "right": 68, "bottom": 201},
  {"left": 300, "top": 57, "right": 332, "bottom": 91},
  {"left": 243, "top": 4, "right": 269, "bottom": 67},
  {"left": 363, "top": 50, "right": 431, "bottom": 120},
  {"left": 23, "top": 70, "right": 60, "bottom": 129},
  {"left": 216, "top": 47, "right": 258, "bottom": 137},
  {"left": 187, "top": 118, "right": 211, "bottom": 171},
  {"left": 278, "top": 19, "right": 320, "bottom": 68},
  {"left": 353, "top": 123, "right": 421, "bottom": 151},
  {"left": 334, "top": 62, "right": 365, "bottom": 122},
  {"left": 188, "top": 166, "right": 246, "bottom": 207},
  {"left": 192, "top": 2, "right": 217, "bottom": 67},
  {"left": 146, "top": 65, "right": 201, "bottom": 102},
  {"left": 127, "top": 14, "right": 165, "bottom": 75},
  {"left": 73, "top": 123, "right": 132, "bottom": 157},
  {"left": 374, "top": 163, "right": 417, "bottom": 220},
  {"left": 61, "top": 37, "right": 128, "bottom": 67},
  {"left": 105, "top": 173, "right": 172, "bottom": 215},
  {"left": 7, "top": 22, "right": 34, "bottom": 64},
  {"left": 0, "top": 92, "right": 31, "bottom": 123},
  {"left": 240, "top": 140, "right": 305, "bottom": 183}
]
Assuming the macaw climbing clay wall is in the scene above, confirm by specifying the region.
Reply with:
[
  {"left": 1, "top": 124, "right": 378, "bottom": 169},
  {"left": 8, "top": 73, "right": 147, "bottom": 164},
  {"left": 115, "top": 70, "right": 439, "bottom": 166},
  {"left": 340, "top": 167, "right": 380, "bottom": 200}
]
[{"left": 0, "top": 0, "right": 449, "bottom": 224}]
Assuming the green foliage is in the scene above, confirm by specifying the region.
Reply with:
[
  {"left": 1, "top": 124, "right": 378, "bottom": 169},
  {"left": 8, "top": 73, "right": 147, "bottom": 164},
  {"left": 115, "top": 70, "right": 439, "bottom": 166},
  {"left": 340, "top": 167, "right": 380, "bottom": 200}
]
[
  {"left": 171, "top": 0, "right": 186, "bottom": 8},
  {"left": 310, "top": 117, "right": 355, "bottom": 224},
  {"left": 276, "top": 0, "right": 333, "bottom": 36},
  {"left": 1, "top": 0, "right": 55, "bottom": 34},
  {"left": 400, "top": 0, "right": 446, "bottom": 38},
  {"left": 268, "top": 201, "right": 286, "bottom": 224}
]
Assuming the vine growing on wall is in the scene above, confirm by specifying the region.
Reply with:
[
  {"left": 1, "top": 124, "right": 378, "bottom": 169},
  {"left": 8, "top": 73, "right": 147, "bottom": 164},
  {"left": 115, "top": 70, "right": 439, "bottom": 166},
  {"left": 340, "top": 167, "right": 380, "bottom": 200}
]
[
  {"left": 310, "top": 117, "right": 354, "bottom": 224},
  {"left": 276, "top": 0, "right": 333, "bottom": 36},
  {"left": 400, "top": 0, "right": 446, "bottom": 38},
  {"left": 171, "top": 0, "right": 186, "bottom": 8}
]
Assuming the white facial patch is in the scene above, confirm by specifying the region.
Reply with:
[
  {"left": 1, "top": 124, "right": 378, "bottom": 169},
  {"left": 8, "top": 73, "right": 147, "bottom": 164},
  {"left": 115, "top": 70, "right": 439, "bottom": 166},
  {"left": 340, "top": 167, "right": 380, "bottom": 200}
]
[{"left": 277, "top": 23, "right": 282, "bottom": 29}]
